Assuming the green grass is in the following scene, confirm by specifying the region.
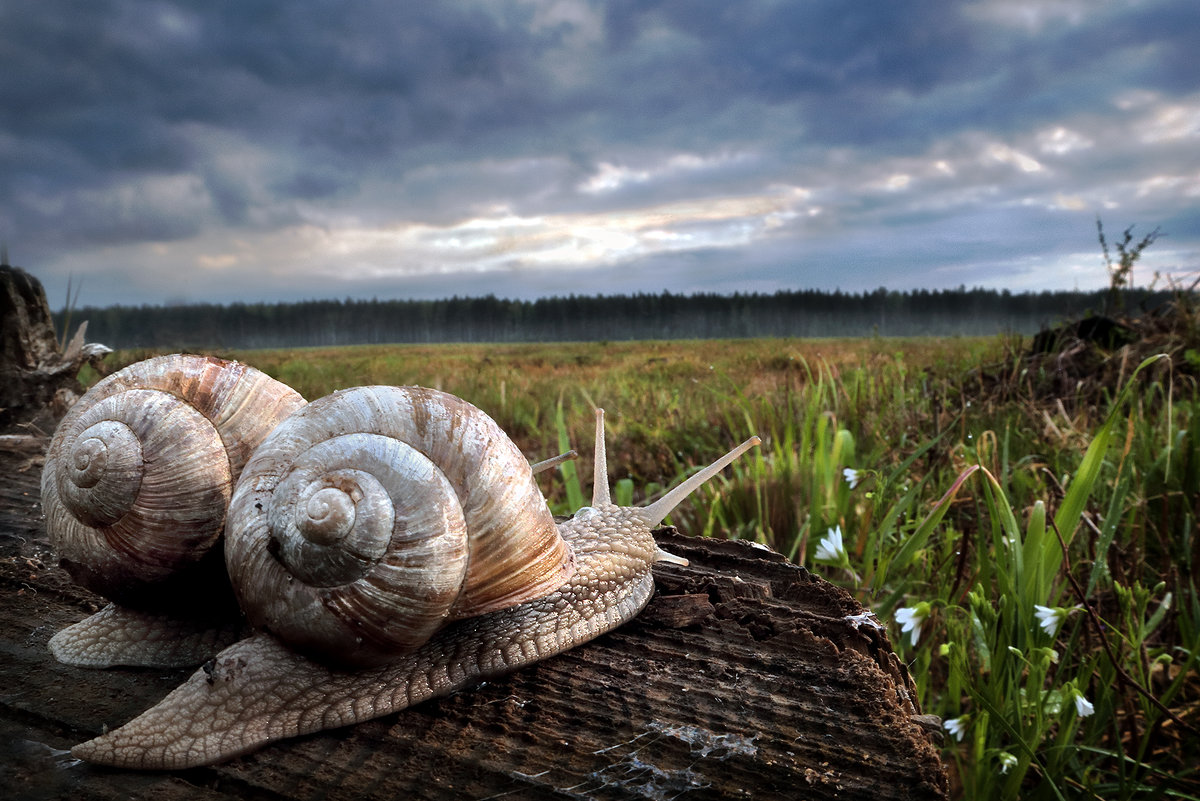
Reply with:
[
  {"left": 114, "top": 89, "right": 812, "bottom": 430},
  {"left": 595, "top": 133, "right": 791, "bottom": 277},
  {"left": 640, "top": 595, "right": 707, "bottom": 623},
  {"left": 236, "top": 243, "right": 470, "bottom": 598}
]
[{"left": 89, "top": 336, "right": 1198, "bottom": 798}]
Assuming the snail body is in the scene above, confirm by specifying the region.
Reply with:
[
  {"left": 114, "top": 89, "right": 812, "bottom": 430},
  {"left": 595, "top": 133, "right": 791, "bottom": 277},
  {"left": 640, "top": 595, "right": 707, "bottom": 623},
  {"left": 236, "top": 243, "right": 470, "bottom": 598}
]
[
  {"left": 68, "top": 400, "right": 760, "bottom": 769},
  {"left": 42, "top": 354, "right": 306, "bottom": 667}
]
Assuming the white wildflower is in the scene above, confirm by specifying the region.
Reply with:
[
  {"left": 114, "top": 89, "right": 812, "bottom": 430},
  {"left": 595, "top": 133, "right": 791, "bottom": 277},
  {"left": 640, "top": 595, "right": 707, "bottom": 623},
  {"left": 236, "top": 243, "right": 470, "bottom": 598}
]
[
  {"left": 815, "top": 526, "right": 847, "bottom": 564},
  {"left": 895, "top": 603, "right": 930, "bottom": 647},
  {"left": 842, "top": 467, "right": 863, "bottom": 488},
  {"left": 1034, "top": 605, "right": 1062, "bottom": 636},
  {"left": 1073, "top": 691, "right": 1095, "bottom": 718},
  {"left": 1034, "top": 604, "right": 1081, "bottom": 637},
  {"left": 997, "top": 751, "right": 1018, "bottom": 774},
  {"left": 943, "top": 716, "right": 968, "bottom": 742}
]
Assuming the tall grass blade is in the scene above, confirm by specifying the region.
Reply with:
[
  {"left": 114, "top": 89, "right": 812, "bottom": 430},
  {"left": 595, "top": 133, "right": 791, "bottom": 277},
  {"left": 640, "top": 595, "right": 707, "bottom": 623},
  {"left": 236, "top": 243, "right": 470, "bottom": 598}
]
[{"left": 555, "top": 395, "right": 584, "bottom": 512}]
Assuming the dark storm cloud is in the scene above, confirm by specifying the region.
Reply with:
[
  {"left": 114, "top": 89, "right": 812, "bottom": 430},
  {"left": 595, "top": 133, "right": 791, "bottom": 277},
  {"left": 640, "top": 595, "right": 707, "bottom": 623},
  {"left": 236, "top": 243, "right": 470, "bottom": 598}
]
[{"left": 1, "top": 0, "right": 1197, "bottom": 306}]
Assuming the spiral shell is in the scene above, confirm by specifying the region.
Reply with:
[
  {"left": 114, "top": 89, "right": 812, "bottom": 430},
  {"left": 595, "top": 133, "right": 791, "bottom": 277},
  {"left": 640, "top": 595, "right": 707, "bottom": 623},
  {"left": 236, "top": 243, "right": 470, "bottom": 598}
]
[
  {"left": 42, "top": 354, "right": 307, "bottom": 609},
  {"left": 225, "top": 385, "right": 575, "bottom": 667}
]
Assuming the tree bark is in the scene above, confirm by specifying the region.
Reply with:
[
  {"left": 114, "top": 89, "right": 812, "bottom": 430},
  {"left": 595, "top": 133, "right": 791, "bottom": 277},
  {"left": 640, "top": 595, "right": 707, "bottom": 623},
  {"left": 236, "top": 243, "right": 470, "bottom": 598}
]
[
  {"left": 0, "top": 449, "right": 947, "bottom": 800},
  {"left": 0, "top": 264, "right": 110, "bottom": 435}
]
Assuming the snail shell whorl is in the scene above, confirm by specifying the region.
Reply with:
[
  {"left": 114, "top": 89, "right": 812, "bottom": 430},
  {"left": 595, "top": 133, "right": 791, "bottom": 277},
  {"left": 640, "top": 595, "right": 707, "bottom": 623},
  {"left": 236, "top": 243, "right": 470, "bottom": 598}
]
[
  {"left": 41, "top": 354, "right": 307, "bottom": 608},
  {"left": 226, "top": 385, "right": 575, "bottom": 667}
]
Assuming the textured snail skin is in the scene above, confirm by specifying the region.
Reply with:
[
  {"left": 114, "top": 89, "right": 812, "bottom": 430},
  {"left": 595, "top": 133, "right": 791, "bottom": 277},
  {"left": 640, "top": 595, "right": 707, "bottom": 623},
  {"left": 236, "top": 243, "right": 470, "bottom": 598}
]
[
  {"left": 48, "top": 604, "right": 249, "bottom": 669},
  {"left": 69, "top": 412, "right": 760, "bottom": 769},
  {"left": 71, "top": 506, "right": 661, "bottom": 768}
]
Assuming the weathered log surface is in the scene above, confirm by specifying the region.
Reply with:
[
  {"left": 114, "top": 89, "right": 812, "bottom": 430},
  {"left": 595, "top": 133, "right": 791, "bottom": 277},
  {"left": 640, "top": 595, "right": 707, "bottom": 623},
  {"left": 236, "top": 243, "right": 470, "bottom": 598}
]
[
  {"left": 0, "top": 264, "right": 110, "bottom": 434},
  {"left": 0, "top": 447, "right": 947, "bottom": 800}
]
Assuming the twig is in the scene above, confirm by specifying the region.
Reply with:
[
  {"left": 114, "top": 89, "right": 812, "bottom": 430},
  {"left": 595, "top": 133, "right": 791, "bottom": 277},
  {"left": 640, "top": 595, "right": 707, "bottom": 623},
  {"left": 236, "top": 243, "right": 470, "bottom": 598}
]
[
  {"left": 947, "top": 525, "right": 973, "bottom": 604},
  {"left": 0, "top": 434, "right": 47, "bottom": 452}
]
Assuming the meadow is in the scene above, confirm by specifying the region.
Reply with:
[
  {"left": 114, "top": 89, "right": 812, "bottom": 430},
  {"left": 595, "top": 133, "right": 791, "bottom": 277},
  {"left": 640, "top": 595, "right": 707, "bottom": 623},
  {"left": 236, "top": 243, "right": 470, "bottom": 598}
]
[{"left": 93, "top": 334, "right": 1197, "bottom": 799}]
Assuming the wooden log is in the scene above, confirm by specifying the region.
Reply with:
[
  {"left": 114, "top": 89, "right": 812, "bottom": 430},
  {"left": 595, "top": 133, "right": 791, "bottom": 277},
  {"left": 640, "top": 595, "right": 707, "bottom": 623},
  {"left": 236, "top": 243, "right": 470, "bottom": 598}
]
[
  {"left": 0, "top": 265, "right": 61, "bottom": 374},
  {"left": 0, "top": 449, "right": 947, "bottom": 800},
  {"left": 0, "top": 264, "right": 110, "bottom": 435}
]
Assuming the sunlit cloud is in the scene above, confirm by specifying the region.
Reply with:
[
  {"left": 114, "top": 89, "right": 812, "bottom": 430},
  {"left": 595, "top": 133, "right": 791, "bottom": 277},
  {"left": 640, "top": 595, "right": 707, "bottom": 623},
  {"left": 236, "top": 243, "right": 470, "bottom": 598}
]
[
  {"left": 964, "top": 0, "right": 1091, "bottom": 31},
  {"left": 299, "top": 186, "right": 812, "bottom": 279},
  {"left": 1051, "top": 193, "right": 1088, "bottom": 211},
  {"left": 985, "top": 143, "right": 1045, "bottom": 173},
  {"left": 1137, "top": 98, "right": 1200, "bottom": 143},
  {"left": 1114, "top": 89, "right": 1161, "bottom": 111},
  {"left": 578, "top": 152, "right": 749, "bottom": 195},
  {"left": 1135, "top": 173, "right": 1200, "bottom": 198},
  {"left": 1037, "top": 126, "right": 1093, "bottom": 155},
  {"left": 197, "top": 253, "right": 238, "bottom": 269},
  {"left": 579, "top": 162, "right": 652, "bottom": 194}
]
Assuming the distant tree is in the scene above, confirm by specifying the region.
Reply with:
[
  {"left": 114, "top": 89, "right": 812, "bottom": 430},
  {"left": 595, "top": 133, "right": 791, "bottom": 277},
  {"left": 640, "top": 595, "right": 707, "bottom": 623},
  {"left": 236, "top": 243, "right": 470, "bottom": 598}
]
[{"left": 1098, "top": 217, "right": 1161, "bottom": 314}]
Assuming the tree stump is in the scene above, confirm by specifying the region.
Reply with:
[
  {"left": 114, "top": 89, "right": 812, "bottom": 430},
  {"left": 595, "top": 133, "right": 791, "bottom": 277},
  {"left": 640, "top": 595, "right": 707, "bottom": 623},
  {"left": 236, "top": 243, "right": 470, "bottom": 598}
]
[
  {"left": 0, "top": 263, "right": 109, "bottom": 435},
  {"left": 0, "top": 445, "right": 947, "bottom": 801}
]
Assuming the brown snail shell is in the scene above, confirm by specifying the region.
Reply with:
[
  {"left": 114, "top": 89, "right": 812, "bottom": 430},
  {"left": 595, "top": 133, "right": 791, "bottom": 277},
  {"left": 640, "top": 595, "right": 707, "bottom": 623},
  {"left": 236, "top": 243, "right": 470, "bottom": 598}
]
[
  {"left": 42, "top": 354, "right": 307, "bottom": 616},
  {"left": 225, "top": 385, "right": 575, "bottom": 667}
]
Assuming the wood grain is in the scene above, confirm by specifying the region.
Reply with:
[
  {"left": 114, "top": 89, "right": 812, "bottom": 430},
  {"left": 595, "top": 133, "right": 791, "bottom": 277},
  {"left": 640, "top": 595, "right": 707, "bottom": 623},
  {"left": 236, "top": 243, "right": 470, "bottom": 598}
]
[{"left": 0, "top": 448, "right": 947, "bottom": 800}]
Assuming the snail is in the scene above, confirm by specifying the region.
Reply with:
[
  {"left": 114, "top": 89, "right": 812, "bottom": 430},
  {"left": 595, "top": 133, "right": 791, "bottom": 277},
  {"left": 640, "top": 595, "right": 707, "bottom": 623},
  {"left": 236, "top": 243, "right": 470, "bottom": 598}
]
[
  {"left": 63, "top": 385, "right": 761, "bottom": 769},
  {"left": 42, "top": 354, "right": 307, "bottom": 668}
]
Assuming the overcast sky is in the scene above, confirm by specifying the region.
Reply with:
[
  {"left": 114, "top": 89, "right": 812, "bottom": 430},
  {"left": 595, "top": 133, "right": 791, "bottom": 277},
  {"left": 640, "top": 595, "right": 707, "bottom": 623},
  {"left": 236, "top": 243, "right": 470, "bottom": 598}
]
[{"left": 3, "top": 1, "right": 1198, "bottom": 309}]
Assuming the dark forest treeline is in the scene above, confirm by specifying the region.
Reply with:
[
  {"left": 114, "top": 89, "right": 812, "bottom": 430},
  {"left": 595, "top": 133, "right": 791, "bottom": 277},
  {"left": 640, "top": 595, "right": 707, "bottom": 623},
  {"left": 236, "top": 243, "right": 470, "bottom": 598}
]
[{"left": 55, "top": 287, "right": 1180, "bottom": 350}]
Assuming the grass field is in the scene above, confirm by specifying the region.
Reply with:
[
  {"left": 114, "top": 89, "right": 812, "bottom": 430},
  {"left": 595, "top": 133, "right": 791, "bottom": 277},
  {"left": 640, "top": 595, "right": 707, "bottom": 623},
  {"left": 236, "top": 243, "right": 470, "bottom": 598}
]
[{"left": 93, "top": 335, "right": 1197, "bottom": 799}]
